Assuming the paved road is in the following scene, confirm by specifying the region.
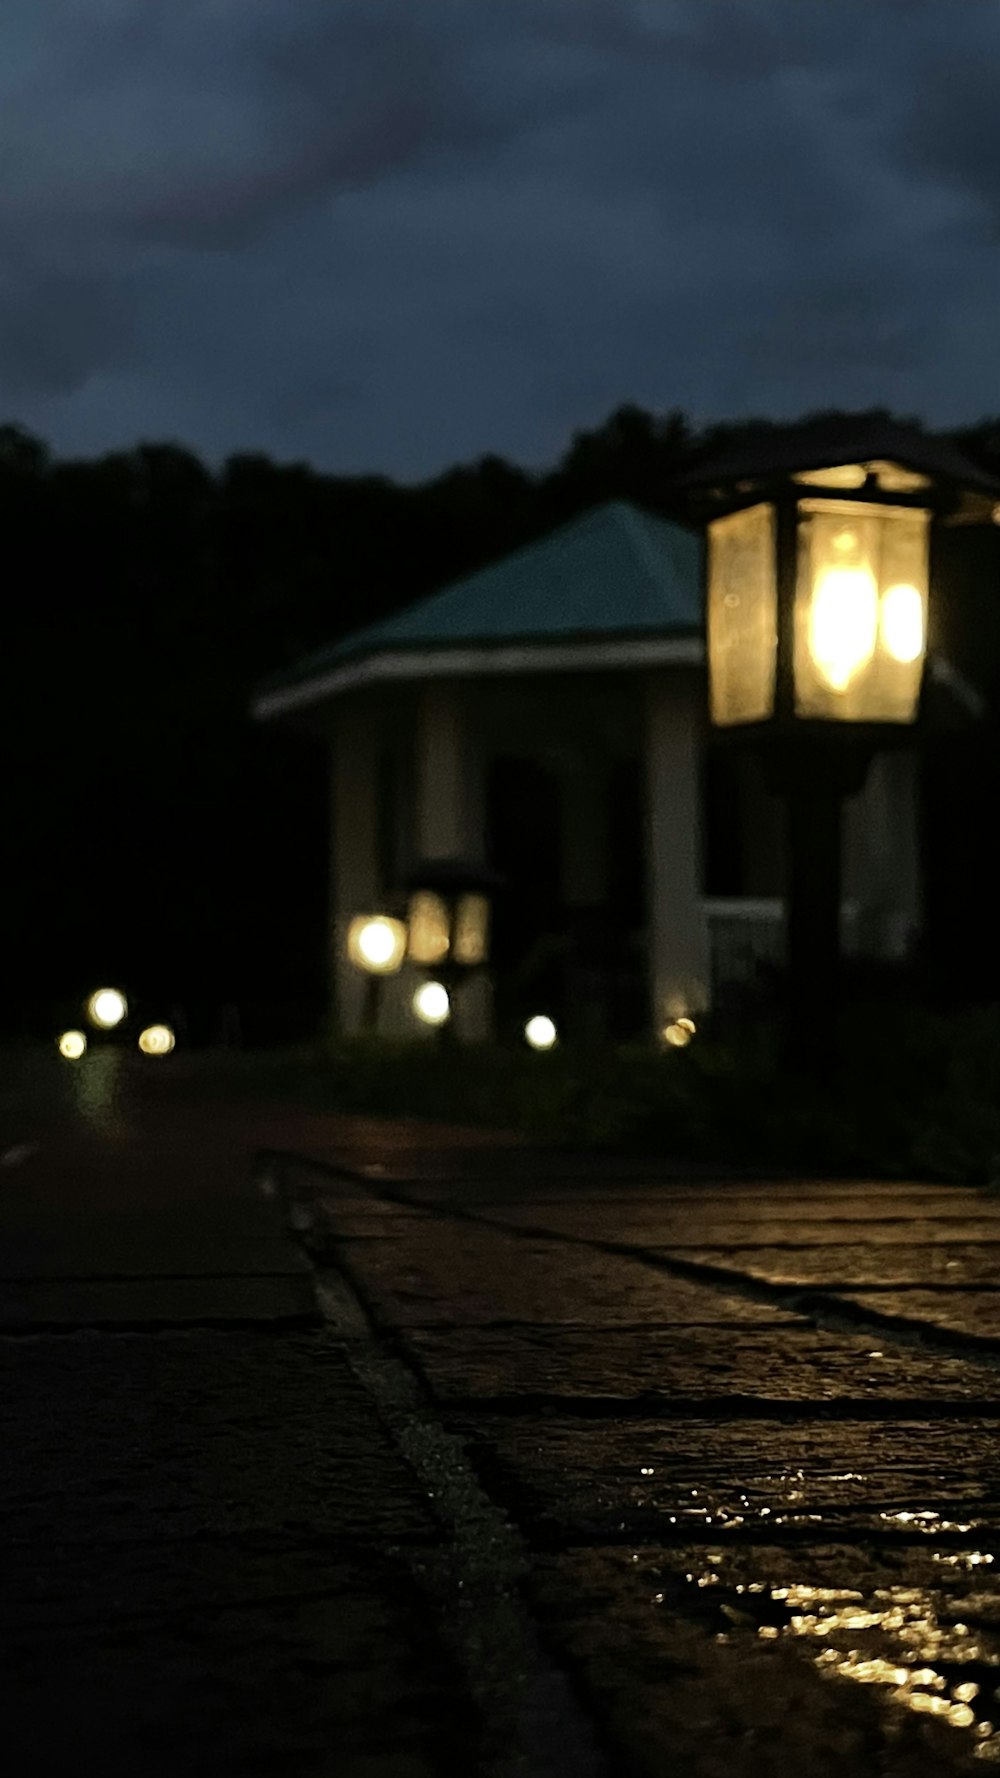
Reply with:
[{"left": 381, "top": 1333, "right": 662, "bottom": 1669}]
[
  {"left": 7, "top": 1044, "right": 1000, "bottom": 1774},
  {"left": 274, "top": 1149, "right": 1000, "bottom": 1776},
  {"left": 1, "top": 1051, "right": 506, "bottom": 1778}
]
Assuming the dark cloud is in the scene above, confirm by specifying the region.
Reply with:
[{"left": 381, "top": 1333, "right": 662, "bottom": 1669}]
[
  {"left": 0, "top": 266, "right": 139, "bottom": 397},
  {"left": 1, "top": 0, "right": 999, "bottom": 476}
]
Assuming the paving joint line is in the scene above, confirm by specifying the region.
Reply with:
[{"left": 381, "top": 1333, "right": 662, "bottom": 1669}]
[
  {"left": 263, "top": 1151, "right": 1000, "bottom": 1365},
  {"left": 263, "top": 1152, "right": 612, "bottom": 1778}
]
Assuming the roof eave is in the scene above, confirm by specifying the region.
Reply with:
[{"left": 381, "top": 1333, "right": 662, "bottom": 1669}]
[{"left": 253, "top": 631, "right": 705, "bottom": 721}]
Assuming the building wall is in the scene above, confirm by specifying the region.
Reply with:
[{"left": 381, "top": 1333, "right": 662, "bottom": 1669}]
[{"left": 328, "top": 672, "right": 924, "bottom": 1042}]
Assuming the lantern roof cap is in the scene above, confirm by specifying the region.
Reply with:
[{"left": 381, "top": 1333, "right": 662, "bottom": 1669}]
[
  {"left": 675, "top": 414, "right": 1000, "bottom": 499},
  {"left": 403, "top": 857, "right": 505, "bottom": 895}
]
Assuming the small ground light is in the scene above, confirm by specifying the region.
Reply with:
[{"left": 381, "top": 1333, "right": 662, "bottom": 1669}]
[
  {"left": 58, "top": 1030, "right": 87, "bottom": 1059},
  {"left": 524, "top": 1015, "right": 557, "bottom": 1050},
  {"left": 413, "top": 980, "right": 450, "bottom": 1025},
  {"left": 663, "top": 1017, "right": 695, "bottom": 1048},
  {"left": 86, "top": 988, "right": 128, "bottom": 1029},
  {"left": 347, "top": 914, "right": 407, "bottom": 974},
  {"left": 138, "top": 1024, "right": 175, "bottom": 1056}
]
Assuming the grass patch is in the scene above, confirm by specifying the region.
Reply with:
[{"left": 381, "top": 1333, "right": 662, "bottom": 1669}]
[{"left": 165, "top": 1003, "right": 1000, "bottom": 1183}]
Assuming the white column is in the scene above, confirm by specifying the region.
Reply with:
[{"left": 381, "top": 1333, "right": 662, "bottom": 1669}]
[
  {"left": 414, "top": 682, "right": 483, "bottom": 859},
  {"left": 643, "top": 669, "right": 710, "bottom": 1029},
  {"left": 329, "top": 700, "right": 379, "bottom": 1035},
  {"left": 414, "top": 681, "right": 491, "bottom": 1039}
]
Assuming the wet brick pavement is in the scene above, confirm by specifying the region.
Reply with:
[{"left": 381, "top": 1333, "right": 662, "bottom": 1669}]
[
  {"left": 280, "top": 1158, "right": 1000, "bottom": 1775},
  {"left": 1, "top": 1053, "right": 487, "bottom": 1778},
  {"left": 11, "top": 1042, "right": 1000, "bottom": 1775}
]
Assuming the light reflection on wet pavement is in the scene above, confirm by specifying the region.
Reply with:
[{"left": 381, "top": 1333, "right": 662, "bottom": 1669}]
[
  {"left": 287, "top": 1158, "right": 1000, "bottom": 1772},
  {"left": 673, "top": 1551, "right": 1000, "bottom": 1756}
]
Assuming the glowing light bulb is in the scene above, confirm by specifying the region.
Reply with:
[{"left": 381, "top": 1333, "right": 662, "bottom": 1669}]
[
  {"left": 880, "top": 582, "right": 924, "bottom": 664},
  {"left": 58, "top": 1030, "right": 87, "bottom": 1059},
  {"left": 358, "top": 919, "right": 398, "bottom": 968},
  {"left": 809, "top": 565, "right": 878, "bottom": 692},
  {"left": 86, "top": 988, "right": 128, "bottom": 1029},
  {"left": 524, "top": 1015, "right": 557, "bottom": 1051},
  {"left": 348, "top": 915, "right": 406, "bottom": 975},
  {"left": 138, "top": 1024, "right": 175, "bottom": 1056},
  {"left": 413, "top": 981, "right": 450, "bottom": 1025}
]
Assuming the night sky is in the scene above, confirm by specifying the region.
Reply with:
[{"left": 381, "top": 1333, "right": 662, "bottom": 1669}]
[{"left": 4, "top": 0, "right": 1000, "bottom": 481}]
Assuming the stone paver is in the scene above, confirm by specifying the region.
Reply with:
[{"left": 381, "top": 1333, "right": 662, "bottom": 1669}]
[
  {"left": 406, "top": 1325, "right": 1000, "bottom": 1405},
  {"left": 669, "top": 1245, "right": 1000, "bottom": 1288},
  {"left": 837, "top": 1291, "right": 1000, "bottom": 1340},
  {"left": 451, "top": 1413, "right": 1000, "bottom": 1541},
  {"left": 288, "top": 1165, "right": 1000, "bottom": 1773},
  {"left": 0, "top": 1272, "right": 320, "bottom": 1326},
  {"left": 330, "top": 1225, "right": 803, "bottom": 1328},
  {"left": 478, "top": 1190, "right": 1000, "bottom": 1234}
]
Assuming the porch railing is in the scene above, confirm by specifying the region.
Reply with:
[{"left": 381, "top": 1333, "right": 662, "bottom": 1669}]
[{"left": 704, "top": 897, "right": 862, "bottom": 1006}]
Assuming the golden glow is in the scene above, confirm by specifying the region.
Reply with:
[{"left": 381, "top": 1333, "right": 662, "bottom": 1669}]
[
  {"left": 138, "top": 1023, "right": 175, "bottom": 1056},
  {"left": 58, "top": 1029, "right": 87, "bottom": 1059},
  {"left": 407, "top": 892, "right": 450, "bottom": 966},
  {"left": 795, "top": 498, "right": 930, "bottom": 722},
  {"left": 867, "top": 459, "right": 931, "bottom": 493},
  {"left": 880, "top": 581, "right": 924, "bottom": 664},
  {"left": 524, "top": 1015, "right": 557, "bottom": 1051},
  {"left": 793, "top": 464, "right": 867, "bottom": 489},
  {"left": 452, "top": 893, "right": 490, "bottom": 967},
  {"left": 690, "top": 1567, "right": 998, "bottom": 1749},
  {"left": 809, "top": 562, "right": 879, "bottom": 692},
  {"left": 663, "top": 1021, "right": 693, "bottom": 1048},
  {"left": 86, "top": 988, "right": 127, "bottom": 1029},
  {"left": 347, "top": 914, "right": 407, "bottom": 976},
  {"left": 413, "top": 980, "right": 450, "bottom": 1025}
]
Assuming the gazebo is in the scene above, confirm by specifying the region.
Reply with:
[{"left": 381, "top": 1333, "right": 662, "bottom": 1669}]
[{"left": 254, "top": 499, "right": 923, "bottom": 1041}]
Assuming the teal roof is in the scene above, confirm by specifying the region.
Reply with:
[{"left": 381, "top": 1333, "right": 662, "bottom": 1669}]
[{"left": 263, "top": 500, "right": 702, "bottom": 695}]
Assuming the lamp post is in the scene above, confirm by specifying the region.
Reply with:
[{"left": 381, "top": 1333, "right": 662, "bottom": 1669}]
[
  {"left": 404, "top": 858, "right": 501, "bottom": 1043},
  {"left": 679, "top": 419, "right": 1000, "bottom": 1071},
  {"left": 345, "top": 913, "right": 407, "bottom": 1032}
]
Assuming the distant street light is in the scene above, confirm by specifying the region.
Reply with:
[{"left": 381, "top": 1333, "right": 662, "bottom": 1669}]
[
  {"left": 58, "top": 1030, "right": 87, "bottom": 1059},
  {"left": 86, "top": 987, "right": 128, "bottom": 1030},
  {"left": 138, "top": 1023, "right": 176, "bottom": 1056},
  {"left": 680, "top": 420, "right": 1000, "bottom": 1069},
  {"left": 524, "top": 1014, "right": 558, "bottom": 1051}
]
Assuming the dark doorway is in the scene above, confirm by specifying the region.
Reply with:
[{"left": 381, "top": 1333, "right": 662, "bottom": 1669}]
[{"left": 485, "top": 757, "right": 564, "bottom": 1033}]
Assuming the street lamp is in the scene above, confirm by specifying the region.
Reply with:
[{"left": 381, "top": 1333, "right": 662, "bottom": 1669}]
[
  {"left": 680, "top": 418, "right": 1000, "bottom": 1068},
  {"left": 404, "top": 858, "right": 501, "bottom": 1041},
  {"left": 345, "top": 913, "right": 407, "bottom": 1032}
]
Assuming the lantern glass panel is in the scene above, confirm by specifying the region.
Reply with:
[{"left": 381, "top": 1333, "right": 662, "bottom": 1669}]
[
  {"left": 707, "top": 502, "right": 777, "bottom": 727},
  {"left": 452, "top": 893, "right": 490, "bottom": 966},
  {"left": 794, "top": 499, "right": 929, "bottom": 723},
  {"left": 407, "top": 890, "right": 450, "bottom": 965}
]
